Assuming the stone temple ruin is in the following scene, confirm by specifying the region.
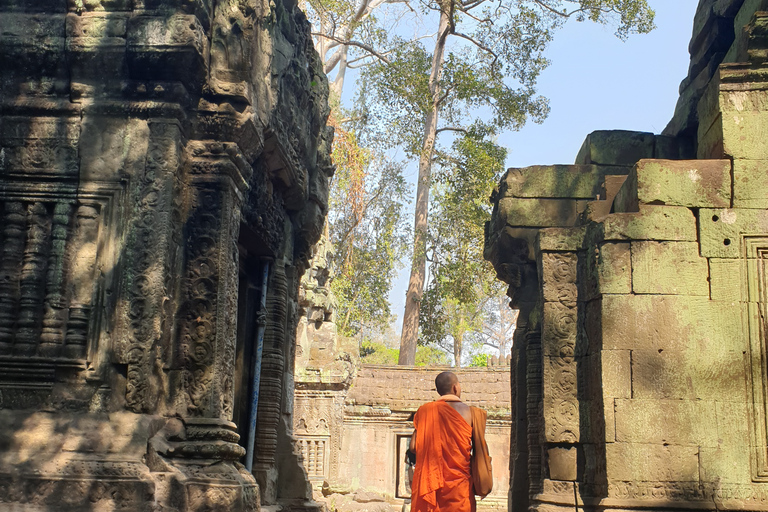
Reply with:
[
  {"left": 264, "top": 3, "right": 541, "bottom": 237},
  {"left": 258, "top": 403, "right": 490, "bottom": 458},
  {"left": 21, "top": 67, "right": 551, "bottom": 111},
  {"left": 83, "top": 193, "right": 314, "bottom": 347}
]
[
  {"left": 0, "top": 0, "right": 333, "bottom": 508},
  {"left": 5, "top": 0, "right": 768, "bottom": 511},
  {"left": 485, "top": 1, "right": 768, "bottom": 512}
]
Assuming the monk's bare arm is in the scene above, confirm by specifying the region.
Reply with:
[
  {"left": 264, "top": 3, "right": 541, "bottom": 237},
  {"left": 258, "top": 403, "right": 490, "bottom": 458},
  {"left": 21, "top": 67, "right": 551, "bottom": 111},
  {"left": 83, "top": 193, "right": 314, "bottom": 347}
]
[{"left": 409, "top": 430, "right": 416, "bottom": 452}]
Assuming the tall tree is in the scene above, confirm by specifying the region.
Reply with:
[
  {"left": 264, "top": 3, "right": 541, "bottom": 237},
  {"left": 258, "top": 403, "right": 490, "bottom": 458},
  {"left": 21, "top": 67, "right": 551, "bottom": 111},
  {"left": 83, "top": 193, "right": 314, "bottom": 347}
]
[
  {"left": 419, "top": 135, "right": 507, "bottom": 366},
  {"left": 354, "top": 0, "right": 655, "bottom": 365},
  {"left": 302, "top": 0, "right": 417, "bottom": 338}
]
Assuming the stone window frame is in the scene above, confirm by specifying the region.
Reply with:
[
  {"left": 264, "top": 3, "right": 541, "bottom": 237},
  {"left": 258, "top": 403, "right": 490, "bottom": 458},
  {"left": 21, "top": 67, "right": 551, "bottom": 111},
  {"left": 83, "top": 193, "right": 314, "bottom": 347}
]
[
  {"left": 744, "top": 235, "right": 768, "bottom": 481},
  {"left": 0, "top": 179, "right": 124, "bottom": 379},
  {"left": 394, "top": 431, "right": 413, "bottom": 499}
]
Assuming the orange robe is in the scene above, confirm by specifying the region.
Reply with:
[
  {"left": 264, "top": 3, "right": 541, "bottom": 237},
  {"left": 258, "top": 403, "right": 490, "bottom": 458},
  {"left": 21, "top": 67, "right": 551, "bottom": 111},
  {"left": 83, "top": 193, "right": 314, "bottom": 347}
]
[{"left": 411, "top": 400, "right": 475, "bottom": 512}]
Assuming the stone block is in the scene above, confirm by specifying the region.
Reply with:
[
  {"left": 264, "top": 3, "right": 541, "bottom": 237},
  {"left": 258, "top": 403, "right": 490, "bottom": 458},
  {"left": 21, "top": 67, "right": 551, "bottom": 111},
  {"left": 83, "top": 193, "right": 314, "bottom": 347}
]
[
  {"left": 614, "top": 399, "right": 719, "bottom": 447},
  {"left": 601, "top": 350, "right": 631, "bottom": 399},
  {"left": 126, "top": 14, "right": 208, "bottom": 88},
  {"left": 542, "top": 356, "right": 580, "bottom": 443},
  {"left": 699, "top": 86, "right": 768, "bottom": 160},
  {"left": 603, "top": 206, "right": 698, "bottom": 242},
  {"left": 584, "top": 298, "right": 604, "bottom": 355},
  {"left": 629, "top": 159, "right": 731, "bottom": 208},
  {"left": 725, "top": 0, "right": 768, "bottom": 63},
  {"left": 716, "top": 401, "right": 750, "bottom": 445},
  {"left": 713, "top": 0, "right": 746, "bottom": 18},
  {"left": 497, "top": 197, "right": 587, "bottom": 228},
  {"left": 575, "top": 130, "right": 655, "bottom": 166},
  {"left": 723, "top": 110, "right": 768, "bottom": 160},
  {"left": 700, "top": 445, "right": 752, "bottom": 484},
  {"left": 698, "top": 113, "right": 726, "bottom": 160},
  {"left": 631, "top": 350, "right": 692, "bottom": 400},
  {"left": 733, "top": 159, "right": 768, "bottom": 208},
  {"left": 501, "top": 165, "right": 628, "bottom": 200},
  {"left": 699, "top": 208, "right": 768, "bottom": 258},
  {"left": 600, "top": 295, "right": 746, "bottom": 354},
  {"left": 631, "top": 241, "right": 709, "bottom": 295},
  {"left": 80, "top": 117, "right": 150, "bottom": 180},
  {"left": 632, "top": 347, "right": 746, "bottom": 401},
  {"left": 612, "top": 172, "right": 638, "bottom": 213},
  {"left": 709, "top": 258, "right": 743, "bottom": 301},
  {"left": 584, "top": 198, "right": 612, "bottom": 222},
  {"left": 537, "top": 227, "right": 585, "bottom": 252},
  {"left": 542, "top": 301, "right": 578, "bottom": 356},
  {"left": 605, "top": 442, "right": 699, "bottom": 482},
  {"left": 603, "top": 175, "right": 629, "bottom": 200},
  {"left": 547, "top": 446, "right": 577, "bottom": 481},
  {"left": 598, "top": 243, "right": 631, "bottom": 295}
]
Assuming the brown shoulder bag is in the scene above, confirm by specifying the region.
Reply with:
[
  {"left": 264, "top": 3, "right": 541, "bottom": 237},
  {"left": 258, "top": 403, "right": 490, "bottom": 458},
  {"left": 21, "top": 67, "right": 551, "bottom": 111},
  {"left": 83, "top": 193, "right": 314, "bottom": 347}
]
[{"left": 470, "top": 406, "right": 493, "bottom": 498}]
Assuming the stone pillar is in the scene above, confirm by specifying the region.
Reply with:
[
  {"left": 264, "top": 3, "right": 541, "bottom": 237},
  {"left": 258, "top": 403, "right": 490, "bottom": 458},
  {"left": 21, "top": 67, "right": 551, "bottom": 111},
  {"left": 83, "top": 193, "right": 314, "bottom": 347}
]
[
  {"left": 114, "top": 119, "right": 182, "bottom": 414},
  {"left": 255, "top": 259, "right": 289, "bottom": 502}
]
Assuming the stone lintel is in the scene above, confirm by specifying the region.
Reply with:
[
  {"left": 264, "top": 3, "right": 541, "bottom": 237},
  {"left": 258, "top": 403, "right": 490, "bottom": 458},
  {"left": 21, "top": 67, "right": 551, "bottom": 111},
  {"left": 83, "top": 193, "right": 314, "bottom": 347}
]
[
  {"left": 262, "top": 131, "right": 307, "bottom": 211},
  {"left": 187, "top": 140, "right": 253, "bottom": 194},
  {"left": 126, "top": 14, "right": 209, "bottom": 90}
]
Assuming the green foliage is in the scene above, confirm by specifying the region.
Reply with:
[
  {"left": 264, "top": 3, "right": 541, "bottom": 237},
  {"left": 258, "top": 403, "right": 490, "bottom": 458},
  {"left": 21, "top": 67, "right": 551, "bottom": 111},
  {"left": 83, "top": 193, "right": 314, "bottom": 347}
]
[
  {"left": 360, "top": 340, "right": 452, "bottom": 366},
  {"left": 357, "top": 0, "right": 655, "bottom": 153},
  {"left": 351, "top": 0, "right": 653, "bottom": 363},
  {"left": 468, "top": 353, "right": 489, "bottom": 368},
  {"left": 419, "top": 133, "right": 508, "bottom": 365},
  {"left": 307, "top": 0, "right": 655, "bottom": 363},
  {"left": 327, "top": 112, "right": 412, "bottom": 337},
  {"left": 360, "top": 340, "right": 399, "bottom": 364},
  {"left": 415, "top": 345, "right": 451, "bottom": 367}
]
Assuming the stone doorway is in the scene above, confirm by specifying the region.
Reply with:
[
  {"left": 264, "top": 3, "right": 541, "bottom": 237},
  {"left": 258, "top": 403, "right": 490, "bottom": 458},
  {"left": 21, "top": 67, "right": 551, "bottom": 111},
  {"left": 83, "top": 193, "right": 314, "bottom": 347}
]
[{"left": 233, "top": 224, "right": 272, "bottom": 456}]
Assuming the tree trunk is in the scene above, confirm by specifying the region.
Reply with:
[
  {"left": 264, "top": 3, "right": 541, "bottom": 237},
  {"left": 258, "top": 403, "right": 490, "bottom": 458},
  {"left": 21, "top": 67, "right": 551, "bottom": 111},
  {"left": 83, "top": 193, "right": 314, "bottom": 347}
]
[
  {"left": 331, "top": 44, "right": 349, "bottom": 99},
  {"left": 398, "top": 1, "right": 452, "bottom": 365},
  {"left": 454, "top": 324, "right": 463, "bottom": 367}
]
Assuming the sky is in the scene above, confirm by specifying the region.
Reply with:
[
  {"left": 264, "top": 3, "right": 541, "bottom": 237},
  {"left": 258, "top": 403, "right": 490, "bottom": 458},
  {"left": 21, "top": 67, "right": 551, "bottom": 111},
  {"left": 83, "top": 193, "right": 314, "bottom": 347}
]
[{"left": 385, "top": 0, "right": 701, "bottom": 331}]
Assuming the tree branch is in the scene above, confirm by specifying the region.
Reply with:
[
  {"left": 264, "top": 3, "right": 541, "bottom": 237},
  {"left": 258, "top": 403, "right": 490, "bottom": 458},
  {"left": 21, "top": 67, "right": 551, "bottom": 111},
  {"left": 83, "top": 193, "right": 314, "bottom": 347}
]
[
  {"left": 452, "top": 31, "right": 499, "bottom": 68},
  {"left": 532, "top": 0, "right": 569, "bottom": 18},
  {"left": 435, "top": 126, "right": 468, "bottom": 135},
  {"left": 312, "top": 33, "right": 392, "bottom": 64},
  {"left": 456, "top": 5, "right": 491, "bottom": 24}
]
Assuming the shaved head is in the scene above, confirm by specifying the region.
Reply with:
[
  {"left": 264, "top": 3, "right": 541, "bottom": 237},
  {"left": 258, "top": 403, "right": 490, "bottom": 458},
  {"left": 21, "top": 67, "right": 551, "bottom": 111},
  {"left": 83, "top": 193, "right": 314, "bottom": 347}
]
[{"left": 435, "top": 371, "right": 459, "bottom": 396}]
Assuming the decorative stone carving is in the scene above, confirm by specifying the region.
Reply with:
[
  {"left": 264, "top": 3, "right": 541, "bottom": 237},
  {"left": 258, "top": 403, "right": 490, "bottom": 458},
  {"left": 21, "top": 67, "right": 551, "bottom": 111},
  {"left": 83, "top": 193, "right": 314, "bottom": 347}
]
[{"left": 0, "top": 0, "right": 332, "bottom": 507}]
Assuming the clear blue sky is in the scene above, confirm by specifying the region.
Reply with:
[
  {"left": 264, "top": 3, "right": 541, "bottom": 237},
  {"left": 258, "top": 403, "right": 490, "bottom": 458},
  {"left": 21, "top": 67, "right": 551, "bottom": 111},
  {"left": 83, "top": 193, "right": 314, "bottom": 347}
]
[
  {"left": 500, "top": 0, "right": 700, "bottom": 168},
  {"left": 387, "top": 0, "right": 700, "bottom": 330}
]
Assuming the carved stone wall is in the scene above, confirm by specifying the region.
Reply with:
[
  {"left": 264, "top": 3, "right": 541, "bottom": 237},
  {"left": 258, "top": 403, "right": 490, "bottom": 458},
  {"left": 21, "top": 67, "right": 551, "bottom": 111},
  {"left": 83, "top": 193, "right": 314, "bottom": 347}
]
[
  {"left": 0, "top": 0, "right": 332, "bottom": 508},
  {"left": 485, "top": 2, "right": 768, "bottom": 512}
]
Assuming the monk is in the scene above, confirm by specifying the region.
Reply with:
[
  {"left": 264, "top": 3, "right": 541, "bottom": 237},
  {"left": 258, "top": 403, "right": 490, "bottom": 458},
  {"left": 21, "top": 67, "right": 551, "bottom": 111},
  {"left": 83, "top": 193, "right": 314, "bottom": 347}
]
[{"left": 409, "top": 371, "right": 482, "bottom": 512}]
